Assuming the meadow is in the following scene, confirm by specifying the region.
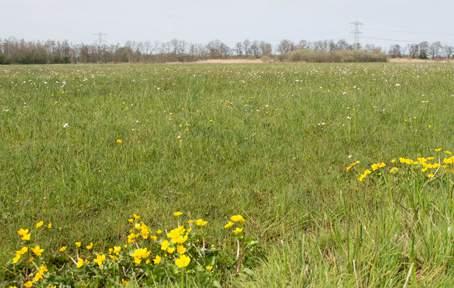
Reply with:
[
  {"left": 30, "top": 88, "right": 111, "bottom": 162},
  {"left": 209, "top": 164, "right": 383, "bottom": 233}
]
[{"left": 0, "top": 63, "right": 453, "bottom": 287}]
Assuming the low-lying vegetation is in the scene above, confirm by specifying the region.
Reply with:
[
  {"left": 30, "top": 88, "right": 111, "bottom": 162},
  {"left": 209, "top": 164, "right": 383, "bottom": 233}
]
[
  {"left": 4, "top": 213, "right": 260, "bottom": 287},
  {"left": 1, "top": 63, "right": 453, "bottom": 286},
  {"left": 286, "top": 49, "right": 387, "bottom": 62}
]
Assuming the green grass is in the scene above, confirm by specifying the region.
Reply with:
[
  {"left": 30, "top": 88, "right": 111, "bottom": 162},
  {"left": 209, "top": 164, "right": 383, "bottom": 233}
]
[{"left": 0, "top": 63, "right": 453, "bottom": 287}]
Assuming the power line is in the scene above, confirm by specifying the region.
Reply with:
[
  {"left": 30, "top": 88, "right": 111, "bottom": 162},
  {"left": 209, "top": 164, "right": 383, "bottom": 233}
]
[
  {"left": 363, "top": 36, "right": 421, "bottom": 43},
  {"left": 351, "top": 21, "right": 363, "bottom": 49},
  {"left": 93, "top": 32, "right": 108, "bottom": 46},
  {"left": 363, "top": 36, "right": 454, "bottom": 47},
  {"left": 365, "top": 24, "right": 454, "bottom": 39}
]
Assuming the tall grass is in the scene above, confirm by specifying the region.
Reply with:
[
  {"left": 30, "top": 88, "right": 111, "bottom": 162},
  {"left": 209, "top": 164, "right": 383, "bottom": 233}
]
[{"left": 0, "top": 63, "right": 453, "bottom": 286}]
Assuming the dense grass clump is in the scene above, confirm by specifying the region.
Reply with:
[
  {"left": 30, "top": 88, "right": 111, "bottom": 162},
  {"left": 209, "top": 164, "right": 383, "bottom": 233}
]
[{"left": 0, "top": 63, "right": 453, "bottom": 286}]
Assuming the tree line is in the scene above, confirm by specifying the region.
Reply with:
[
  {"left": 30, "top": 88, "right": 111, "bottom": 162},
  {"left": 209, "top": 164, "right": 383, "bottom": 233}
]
[
  {"left": 388, "top": 42, "right": 454, "bottom": 59},
  {"left": 0, "top": 37, "right": 452, "bottom": 64}
]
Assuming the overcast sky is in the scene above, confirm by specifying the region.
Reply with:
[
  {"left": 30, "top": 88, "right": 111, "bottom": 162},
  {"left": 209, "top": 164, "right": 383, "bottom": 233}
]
[{"left": 2, "top": 0, "right": 454, "bottom": 48}]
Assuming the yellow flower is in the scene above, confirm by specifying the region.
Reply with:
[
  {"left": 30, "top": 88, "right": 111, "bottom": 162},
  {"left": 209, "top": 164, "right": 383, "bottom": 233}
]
[
  {"left": 116, "top": 138, "right": 123, "bottom": 144},
  {"left": 31, "top": 245, "right": 44, "bottom": 257},
  {"left": 345, "top": 160, "right": 360, "bottom": 172},
  {"left": 47, "top": 223, "right": 52, "bottom": 229},
  {"left": 109, "top": 255, "right": 119, "bottom": 262},
  {"left": 230, "top": 215, "right": 245, "bottom": 224},
  {"left": 175, "top": 254, "right": 191, "bottom": 268},
  {"left": 173, "top": 234, "right": 188, "bottom": 244},
  {"left": 195, "top": 218, "right": 208, "bottom": 227},
  {"left": 17, "top": 228, "right": 31, "bottom": 241},
  {"left": 131, "top": 248, "right": 150, "bottom": 265},
  {"left": 18, "top": 246, "right": 29, "bottom": 255},
  {"left": 86, "top": 242, "right": 94, "bottom": 250},
  {"left": 160, "top": 240, "right": 170, "bottom": 251},
  {"left": 59, "top": 246, "right": 67, "bottom": 253},
  {"left": 177, "top": 245, "right": 186, "bottom": 254},
  {"left": 24, "top": 281, "right": 33, "bottom": 288},
  {"left": 127, "top": 233, "right": 137, "bottom": 244},
  {"left": 435, "top": 147, "right": 442, "bottom": 152},
  {"left": 76, "top": 257, "right": 85, "bottom": 268},
  {"left": 12, "top": 254, "right": 21, "bottom": 264},
  {"left": 371, "top": 162, "right": 386, "bottom": 171},
  {"left": 32, "top": 265, "right": 48, "bottom": 282},
  {"left": 167, "top": 247, "right": 176, "bottom": 254},
  {"left": 35, "top": 221, "right": 44, "bottom": 229},
  {"left": 358, "top": 169, "right": 372, "bottom": 182},
  {"left": 399, "top": 157, "right": 417, "bottom": 165},
  {"left": 206, "top": 265, "right": 213, "bottom": 272},
  {"left": 443, "top": 156, "right": 454, "bottom": 165},
  {"left": 417, "top": 157, "right": 428, "bottom": 164},
  {"left": 94, "top": 254, "right": 106, "bottom": 267},
  {"left": 75, "top": 242, "right": 82, "bottom": 248},
  {"left": 153, "top": 255, "right": 162, "bottom": 264},
  {"left": 113, "top": 246, "right": 122, "bottom": 255},
  {"left": 422, "top": 163, "right": 440, "bottom": 171},
  {"left": 167, "top": 226, "right": 188, "bottom": 244},
  {"left": 173, "top": 211, "right": 183, "bottom": 217},
  {"left": 156, "top": 229, "right": 163, "bottom": 235},
  {"left": 233, "top": 227, "right": 244, "bottom": 235},
  {"left": 390, "top": 167, "right": 399, "bottom": 174},
  {"left": 140, "top": 223, "right": 150, "bottom": 239},
  {"left": 12, "top": 247, "right": 28, "bottom": 264},
  {"left": 426, "top": 173, "right": 435, "bottom": 179},
  {"left": 224, "top": 221, "right": 234, "bottom": 229}
]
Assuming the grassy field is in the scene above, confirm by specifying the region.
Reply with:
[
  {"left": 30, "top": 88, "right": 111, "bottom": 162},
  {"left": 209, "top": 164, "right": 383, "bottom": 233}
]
[{"left": 0, "top": 63, "right": 453, "bottom": 287}]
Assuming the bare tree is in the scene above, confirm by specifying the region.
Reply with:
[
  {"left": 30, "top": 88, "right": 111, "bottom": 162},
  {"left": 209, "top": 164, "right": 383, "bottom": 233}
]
[
  {"left": 429, "top": 41, "right": 442, "bottom": 59},
  {"left": 443, "top": 45, "right": 454, "bottom": 59},
  {"left": 389, "top": 44, "right": 402, "bottom": 58},
  {"left": 277, "top": 39, "right": 295, "bottom": 55},
  {"left": 418, "top": 41, "right": 430, "bottom": 59}
]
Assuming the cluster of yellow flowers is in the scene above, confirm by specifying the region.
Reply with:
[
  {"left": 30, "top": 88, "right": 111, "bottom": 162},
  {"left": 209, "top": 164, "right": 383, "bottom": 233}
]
[
  {"left": 6, "top": 212, "right": 248, "bottom": 287},
  {"left": 8, "top": 221, "right": 52, "bottom": 288},
  {"left": 347, "top": 148, "right": 453, "bottom": 182},
  {"left": 124, "top": 212, "right": 196, "bottom": 269},
  {"left": 224, "top": 214, "right": 246, "bottom": 236}
]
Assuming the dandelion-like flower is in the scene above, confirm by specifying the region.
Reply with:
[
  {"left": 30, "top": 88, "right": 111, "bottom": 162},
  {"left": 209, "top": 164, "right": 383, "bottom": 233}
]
[
  {"left": 175, "top": 254, "right": 191, "bottom": 268},
  {"left": 230, "top": 215, "right": 245, "bottom": 224},
  {"left": 94, "top": 254, "right": 106, "bottom": 267},
  {"left": 31, "top": 245, "right": 44, "bottom": 257},
  {"left": 173, "top": 211, "right": 183, "bottom": 217},
  {"left": 224, "top": 221, "right": 234, "bottom": 229},
  {"left": 153, "top": 255, "right": 162, "bottom": 264},
  {"left": 35, "top": 220, "right": 44, "bottom": 229},
  {"left": 131, "top": 248, "right": 150, "bottom": 265},
  {"left": 76, "top": 258, "right": 85, "bottom": 268},
  {"left": 17, "top": 228, "right": 31, "bottom": 241},
  {"left": 194, "top": 218, "right": 208, "bottom": 227}
]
